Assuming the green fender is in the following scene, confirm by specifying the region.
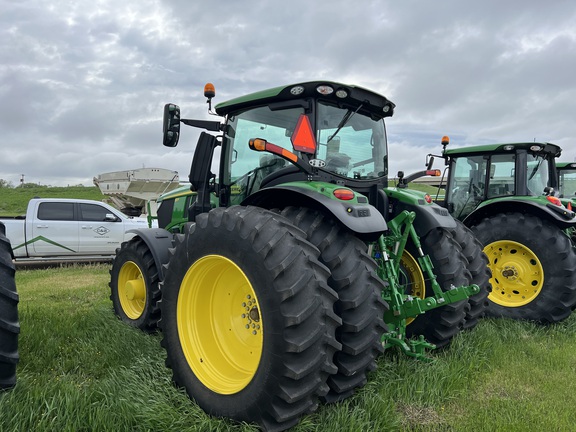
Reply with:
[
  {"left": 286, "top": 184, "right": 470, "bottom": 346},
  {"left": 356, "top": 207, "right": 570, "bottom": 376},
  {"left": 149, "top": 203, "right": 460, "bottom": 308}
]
[
  {"left": 124, "top": 228, "right": 176, "bottom": 282},
  {"left": 384, "top": 187, "right": 456, "bottom": 236},
  {"left": 243, "top": 183, "right": 387, "bottom": 242}
]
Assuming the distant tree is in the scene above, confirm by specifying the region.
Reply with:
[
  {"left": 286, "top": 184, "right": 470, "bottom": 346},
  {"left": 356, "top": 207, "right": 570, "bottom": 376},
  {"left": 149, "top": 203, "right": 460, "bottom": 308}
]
[{"left": 0, "top": 179, "right": 14, "bottom": 188}]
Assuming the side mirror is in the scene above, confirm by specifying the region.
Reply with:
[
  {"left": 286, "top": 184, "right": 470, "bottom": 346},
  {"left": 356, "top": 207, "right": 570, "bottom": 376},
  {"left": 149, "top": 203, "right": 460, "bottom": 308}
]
[
  {"left": 105, "top": 213, "right": 118, "bottom": 222},
  {"left": 426, "top": 155, "right": 435, "bottom": 170},
  {"left": 163, "top": 103, "right": 181, "bottom": 147}
]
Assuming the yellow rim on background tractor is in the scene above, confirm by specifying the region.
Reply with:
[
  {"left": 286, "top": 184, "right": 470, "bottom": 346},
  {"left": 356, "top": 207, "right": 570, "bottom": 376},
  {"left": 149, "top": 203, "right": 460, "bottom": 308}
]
[
  {"left": 400, "top": 251, "right": 425, "bottom": 325},
  {"left": 118, "top": 261, "right": 147, "bottom": 320},
  {"left": 483, "top": 240, "right": 544, "bottom": 307},
  {"left": 177, "top": 255, "right": 263, "bottom": 395}
]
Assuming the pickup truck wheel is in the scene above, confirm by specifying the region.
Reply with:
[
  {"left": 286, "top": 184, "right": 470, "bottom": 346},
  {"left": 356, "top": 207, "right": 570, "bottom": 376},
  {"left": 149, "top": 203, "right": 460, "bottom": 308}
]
[
  {"left": 0, "top": 227, "right": 19, "bottom": 390},
  {"left": 471, "top": 212, "right": 576, "bottom": 323},
  {"left": 452, "top": 220, "right": 491, "bottom": 330},
  {"left": 404, "top": 227, "right": 469, "bottom": 348},
  {"left": 281, "top": 207, "right": 387, "bottom": 403},
  {"left": 159, "top": 206, "right": 340, "bottom": 431},
  {"left": 109, "top": 237, "right": 161, "bottom": 332}
]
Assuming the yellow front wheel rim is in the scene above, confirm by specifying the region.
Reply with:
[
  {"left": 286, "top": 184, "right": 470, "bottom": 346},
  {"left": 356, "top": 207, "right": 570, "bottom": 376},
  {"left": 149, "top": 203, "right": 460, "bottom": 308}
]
[
  {"left": 118, "top": 261, "right": 146, "bottom": 319},
  {"left": 177, "top": 255, "right": 263, "bottom": 395},
  {"left": 484, "top": 240, "right": 544, "bottom": 307},
  {"left": 399, "top": 251, "right": 426, "bottom": 325}
]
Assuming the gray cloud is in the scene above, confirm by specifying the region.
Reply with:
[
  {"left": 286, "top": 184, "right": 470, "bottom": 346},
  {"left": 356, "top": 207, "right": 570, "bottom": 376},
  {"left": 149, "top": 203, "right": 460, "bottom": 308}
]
[{"left": 1, "top": 0, "right": 576, "bottom": 186}]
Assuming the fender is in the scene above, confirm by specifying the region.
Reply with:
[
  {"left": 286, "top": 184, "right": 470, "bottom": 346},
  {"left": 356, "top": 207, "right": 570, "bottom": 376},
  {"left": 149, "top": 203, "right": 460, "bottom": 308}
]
[
  {"left": 243, "top": 183, "right": 387, "bottom": 241},
  {"left": 463, "top": 198, "right": 576, "bottom": 229},
  {"left": 126, "top": 228, "right": 175, "bottom": 281},
  {"left": 384, "top": 187, "right": 456, "bottom": 236}
]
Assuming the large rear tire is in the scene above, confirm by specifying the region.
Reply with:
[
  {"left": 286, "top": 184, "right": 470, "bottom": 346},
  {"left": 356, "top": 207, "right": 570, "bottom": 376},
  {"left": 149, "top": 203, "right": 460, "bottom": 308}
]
[
  {"left": 451, "top": 219, "right": 491, "bottom": 330},
  {"left": 0, "top": 226, "right": 19, "bottom": 390},
  {"left": 281, "top": 207, "right": 387, "bottom": 403},
  {"left": 471, "top": 212, "right": 576, "bottom": 323},
  {"left": 159, "top": 206, "right": 341, "bottom": 431},
  {"left": 109, "top": 237, "right": 161, "bottom": 332},
  {"left": 404, "top": 228, "right": 470, "bottom": 348}
]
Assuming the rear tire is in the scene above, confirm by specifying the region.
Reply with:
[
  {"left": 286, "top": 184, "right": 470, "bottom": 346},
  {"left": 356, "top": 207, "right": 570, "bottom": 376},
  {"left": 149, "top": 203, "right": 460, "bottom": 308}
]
[
  {"left": 159, "top": 206, "right": 341, "bottom": 431},
  {"left": 281, "top": 207, "right": 387, "bottom": 403},
  {"left": 451, "top": 219, "right": 491, "bottom": 330},
  {"left": 0, "top": 226, "right": 19, "bottom": 390},
  {"left": 471, "top": 212, "right": 576, "bottom": 323},
  {"left": 404, "top": 228, "right": 469, "bottom": 348},
  {"left": 109, "top": 237, "right": 161, "bottom": 332}
]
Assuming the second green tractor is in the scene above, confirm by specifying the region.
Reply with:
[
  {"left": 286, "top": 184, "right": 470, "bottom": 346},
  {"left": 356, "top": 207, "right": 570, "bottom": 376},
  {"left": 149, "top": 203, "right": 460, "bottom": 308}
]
[{"left": 428, "top": 138, "right": 576, "bottom": 324}]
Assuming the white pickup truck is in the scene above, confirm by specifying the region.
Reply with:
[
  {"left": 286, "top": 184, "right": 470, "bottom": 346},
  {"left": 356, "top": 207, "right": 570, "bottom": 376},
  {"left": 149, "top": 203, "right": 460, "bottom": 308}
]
[{"left": 1, "top": 198, "right": 150, "bottom": 261}]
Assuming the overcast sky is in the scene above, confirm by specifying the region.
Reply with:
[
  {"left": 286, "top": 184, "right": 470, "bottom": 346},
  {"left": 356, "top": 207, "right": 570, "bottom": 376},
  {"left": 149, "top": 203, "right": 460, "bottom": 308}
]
[{"left": 2, "top": 0, "right": 576, "bottom": 187}]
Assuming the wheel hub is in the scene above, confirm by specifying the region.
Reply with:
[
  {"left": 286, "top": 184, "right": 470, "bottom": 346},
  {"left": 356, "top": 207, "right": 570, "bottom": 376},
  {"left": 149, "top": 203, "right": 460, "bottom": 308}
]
[
  {"left": 501, "top": 266, "right": 518, "bottom": 280},
  {"left": 125, "top": 279, "right": 145, "bottom": 301},
  {"left": 241, "top": 295, "right": 261, "bottom": 336}
]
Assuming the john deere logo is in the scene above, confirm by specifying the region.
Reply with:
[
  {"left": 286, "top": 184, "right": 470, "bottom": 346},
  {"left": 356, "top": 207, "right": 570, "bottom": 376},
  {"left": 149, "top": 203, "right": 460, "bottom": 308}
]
[{"left": 94, "top": 226, "right": 110, "bottom": 235}]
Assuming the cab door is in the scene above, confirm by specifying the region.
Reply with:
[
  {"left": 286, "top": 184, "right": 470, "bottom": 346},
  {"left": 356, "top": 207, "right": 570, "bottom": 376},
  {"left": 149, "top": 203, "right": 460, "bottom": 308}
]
[
  {"left": 32, "top": 202, "right": 79, "bottom": 256},
  {"left": 78, "top": 203, "right": 125, "bottom": 254}
]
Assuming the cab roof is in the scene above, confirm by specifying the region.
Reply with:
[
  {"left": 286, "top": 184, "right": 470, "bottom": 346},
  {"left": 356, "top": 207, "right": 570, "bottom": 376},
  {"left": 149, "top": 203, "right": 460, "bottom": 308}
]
[
  {"left": 444, "top": 142, "right": 562, "bottom": 158},
  {"left": 214, "top": 81, "right": 395, "bottom": 120}
]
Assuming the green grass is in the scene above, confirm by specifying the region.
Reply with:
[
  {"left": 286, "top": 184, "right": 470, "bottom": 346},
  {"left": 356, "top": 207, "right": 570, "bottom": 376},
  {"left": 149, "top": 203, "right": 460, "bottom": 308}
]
[
  {"left": 0, "top": 186, "right": 106, "bottom": 216},
  {"left": 3, "top": 265, "right": 576, "bottom": 431}
]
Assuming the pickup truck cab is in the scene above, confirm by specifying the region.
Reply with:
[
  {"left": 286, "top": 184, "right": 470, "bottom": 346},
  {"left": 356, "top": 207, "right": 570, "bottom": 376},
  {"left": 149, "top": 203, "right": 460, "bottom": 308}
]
[{"left": 1, "top": 198, "right": 150, "bottom": 259}]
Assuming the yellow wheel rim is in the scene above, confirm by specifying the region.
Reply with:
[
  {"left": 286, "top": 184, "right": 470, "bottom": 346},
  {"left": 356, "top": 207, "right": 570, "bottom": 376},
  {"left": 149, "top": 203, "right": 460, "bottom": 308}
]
[
  {"left": 399, "top": 251, "right": 426, "bottom": 325},
  {"left": 118, "top": 261, "right": 146, "bottom": 319},
  {"left": 177, "top": 255, "right": 263, "bottom": 395},
  {"left": 483, "top": 240, "right": 544, "bottom": 307}
]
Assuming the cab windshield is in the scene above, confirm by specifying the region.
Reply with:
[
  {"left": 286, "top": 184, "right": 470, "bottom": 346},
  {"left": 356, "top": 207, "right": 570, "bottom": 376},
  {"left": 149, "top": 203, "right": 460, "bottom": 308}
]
[
  {"left": 316, "top": 101, "right": 387, "bottom": 180},
  {"left": 223, "top": 101, "right": 388, "bottom": 203}
]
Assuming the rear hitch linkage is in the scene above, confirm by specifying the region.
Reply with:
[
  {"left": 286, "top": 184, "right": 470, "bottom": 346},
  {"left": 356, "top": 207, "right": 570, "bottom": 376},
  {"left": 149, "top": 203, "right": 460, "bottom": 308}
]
[{"left": 372, "top": 210, "right": 479, "bottom": 360}]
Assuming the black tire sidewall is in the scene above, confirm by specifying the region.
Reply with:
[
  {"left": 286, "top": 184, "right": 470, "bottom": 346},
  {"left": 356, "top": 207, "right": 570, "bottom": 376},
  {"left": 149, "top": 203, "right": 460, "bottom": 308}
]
[
  {"left": 404, "top": 227, "right": 469, "bottom": 347},
  {"left": 452, "top": 219, "right": 491, "bottom": 328},
  {"left": 0, "top": 228, "right": 18, "bottom": 389}
]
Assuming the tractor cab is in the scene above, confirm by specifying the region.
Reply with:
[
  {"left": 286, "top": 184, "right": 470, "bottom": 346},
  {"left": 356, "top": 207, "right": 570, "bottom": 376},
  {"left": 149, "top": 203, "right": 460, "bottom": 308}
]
[
  {"left": 164, "top": 82, "right": 394, "bottom": 225},
  {"left": 217, "top": 86, "right": 391, "bottom": 203},
  {"left": 441, "top": 141, "right": 566, "bottom": 221}
]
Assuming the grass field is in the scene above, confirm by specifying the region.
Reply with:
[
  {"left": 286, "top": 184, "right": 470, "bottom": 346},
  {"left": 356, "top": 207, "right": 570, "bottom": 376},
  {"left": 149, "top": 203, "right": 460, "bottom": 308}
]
[
  {"left": 0, "top": 186, "right": 106, "bottom": 216},
  {"left": 2, "top": 264, "right": 576, "bottom": 431}
]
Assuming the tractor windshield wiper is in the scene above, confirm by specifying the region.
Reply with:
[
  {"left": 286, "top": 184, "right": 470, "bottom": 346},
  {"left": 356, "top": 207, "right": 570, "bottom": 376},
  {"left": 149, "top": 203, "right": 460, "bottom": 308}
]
[
  {"left": 327, "top": 103, "right": 364, "bottom": 143},
  {"left": 528, "top": 158, "right": 544, "bottom": 181}
]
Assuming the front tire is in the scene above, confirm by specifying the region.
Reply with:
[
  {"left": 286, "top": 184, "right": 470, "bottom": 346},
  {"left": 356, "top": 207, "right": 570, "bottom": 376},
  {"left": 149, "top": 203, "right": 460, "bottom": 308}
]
[
  {"left": 281, "top": 207, "right": 387, "bottom": 403},
  {"left": 471, "top": 212, "right": 576, "bottom": 323},
  {"left": 109, "top": 237, "right": 161, "bottom": 332},
  {"left": 404, "top": 228, "right": 470, "bottom": 348},
  {"left": 0, "top": 226, "right": 19, "bottom": 390},
  {"left": 160, "top": 206, "right": 341, "bottom": 431}
]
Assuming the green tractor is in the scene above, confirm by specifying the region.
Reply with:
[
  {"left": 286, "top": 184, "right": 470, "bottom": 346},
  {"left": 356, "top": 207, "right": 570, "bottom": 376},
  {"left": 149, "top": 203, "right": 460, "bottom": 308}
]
[
  {"left": 109, "top": 82, "right": 484, "bottom": 431},
  {"left": 0, "top": 222, "right": 19, "bottom": 390},
  {"left": 430, "top": 138, "right": 576, "bottom": 323}
]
